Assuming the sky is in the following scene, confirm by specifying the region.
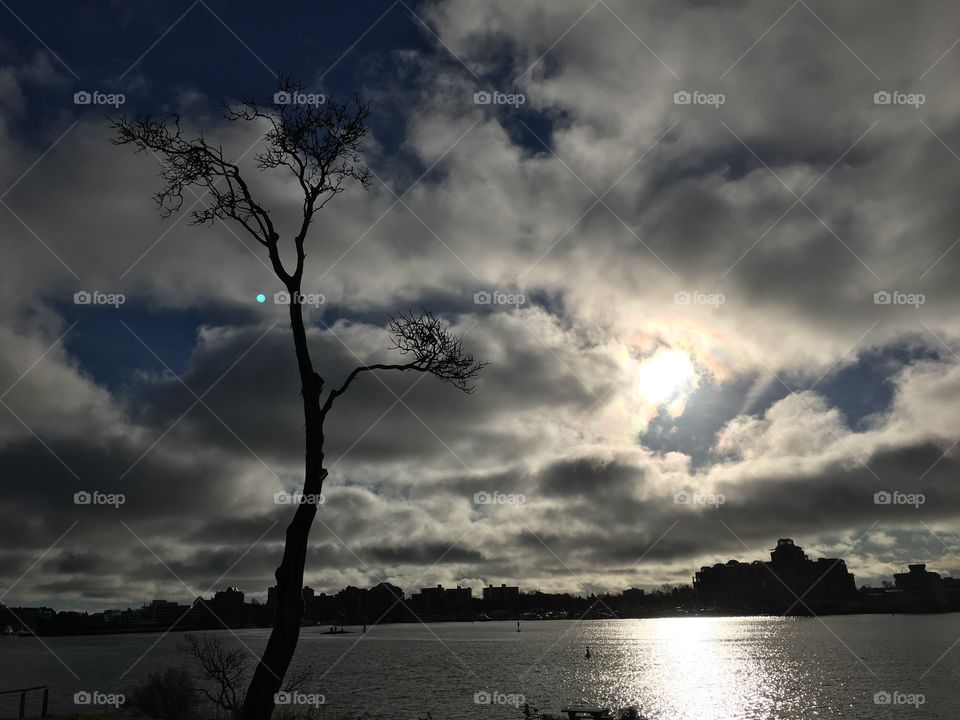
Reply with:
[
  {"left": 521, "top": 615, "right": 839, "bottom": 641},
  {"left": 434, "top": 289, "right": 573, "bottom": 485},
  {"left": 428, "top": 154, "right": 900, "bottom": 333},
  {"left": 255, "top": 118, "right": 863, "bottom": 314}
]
[{"left": 2, "top": 0, "right": 960, "bottom": 611}]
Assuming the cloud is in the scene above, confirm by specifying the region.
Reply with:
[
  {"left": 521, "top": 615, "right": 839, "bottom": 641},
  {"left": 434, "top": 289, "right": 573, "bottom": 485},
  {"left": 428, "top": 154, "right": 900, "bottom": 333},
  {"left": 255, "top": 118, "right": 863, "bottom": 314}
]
[{"left": 2, "top": 1, "right": 960, "bottom": 608}]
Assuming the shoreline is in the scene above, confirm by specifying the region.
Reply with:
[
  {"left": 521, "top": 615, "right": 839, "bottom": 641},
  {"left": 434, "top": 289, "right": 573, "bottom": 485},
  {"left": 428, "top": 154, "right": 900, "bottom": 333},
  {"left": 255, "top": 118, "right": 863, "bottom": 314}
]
[{"left": 7, "top": 608, "right": 960, "bottom": 639}]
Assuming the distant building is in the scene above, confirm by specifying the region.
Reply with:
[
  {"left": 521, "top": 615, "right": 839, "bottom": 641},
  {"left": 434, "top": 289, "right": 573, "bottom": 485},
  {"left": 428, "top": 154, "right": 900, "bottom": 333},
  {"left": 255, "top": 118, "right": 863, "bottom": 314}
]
[
  {"left": 412, "top": 585, "right": 442, "bottom": 616},
  {"left": 140, "top": 599, "right": 188, "bottom": 627},
  {"left": 213, "top": 587, "right": 244, "bottom": 605},
  {"left": 365, "top": 582, "right": 405, "bottom": 624},
  {"left": 188, "top": 587, "right": 251, "bottom": 628},
  {"left": 310, "top": 592, "right": 337, "bottom": 623},
  {"left": 285, "top": 582, "right": 409, "bottom": 625},
  {"left": 483, "top": 584, "right": 520, "bottom": 615},
  {"left": 3, "top": 606, "right": 55, "bottom": 633},
  {"left": 335, "top": 586, "right": 366, "bottom": 623},
  {"left": 443, "top": 586, "right": 472, "bottom": 616},
  {"left": 620, "top": 588, "right": 646, "bottom": 609},
  {"left": 103, "top": 609, "right": 126, "bottom": 624},
  {"left": 894, "top": 564, "right": 947, "bottom": 610},
  {"left": 694, "top": 538, "right": 857, "bottom": 613},
  {"left": 941, "top": 577, "right": 960, "bottom": 609},
  {"left": 411, "top": 584, "right": 473, "bottom": 619},
  {"left": 0, "top": 603, "right": 15, "bottom": 629}
]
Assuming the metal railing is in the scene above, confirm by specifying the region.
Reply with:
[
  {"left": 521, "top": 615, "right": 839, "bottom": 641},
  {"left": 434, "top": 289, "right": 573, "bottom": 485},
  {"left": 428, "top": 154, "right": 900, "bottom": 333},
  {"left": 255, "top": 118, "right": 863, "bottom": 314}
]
[{"left": 0, "top": 686, "right": 49, "bottom": 718}]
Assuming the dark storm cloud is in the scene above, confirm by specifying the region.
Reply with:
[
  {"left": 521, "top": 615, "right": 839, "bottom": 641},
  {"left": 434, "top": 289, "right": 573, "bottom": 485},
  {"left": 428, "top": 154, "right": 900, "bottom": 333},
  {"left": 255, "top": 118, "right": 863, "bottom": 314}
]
[
  {"left": 366, "top": 544, "right": 485, "bottom": 565},
  {"left": 537, "top": 455, "right": 644, "bottom": 498},
  {"left": 129, "top": 311, "right": 610, "bottom": 475}
]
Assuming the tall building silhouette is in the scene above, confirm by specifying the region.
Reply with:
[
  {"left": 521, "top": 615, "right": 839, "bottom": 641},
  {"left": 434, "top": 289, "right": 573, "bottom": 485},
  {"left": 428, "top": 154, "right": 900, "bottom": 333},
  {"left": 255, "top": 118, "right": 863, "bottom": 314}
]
[
  {"left": 894, "top": 564, "right": 947, "bottom": 610},
  {"left": 482, "top": 584, "right": 520, "bottom": 614},
  {"left": 694, "top": 538, "right": 857, "bottom": 613}
]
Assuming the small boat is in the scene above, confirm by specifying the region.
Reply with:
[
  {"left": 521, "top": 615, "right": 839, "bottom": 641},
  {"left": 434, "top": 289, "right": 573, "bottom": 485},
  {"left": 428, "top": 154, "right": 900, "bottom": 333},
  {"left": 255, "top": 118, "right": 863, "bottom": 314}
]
[
  {"left": 2, "top": 625, "right": 15, "bottom": 636},
  {"left": 558, "top": 708, "right": 614, "bottom": 720},
  {"left": 548, "top": 708, "right": 646, "bottom": 720},
  {"left": 321, "top": 626, "right": 351, "bottom": 634}
]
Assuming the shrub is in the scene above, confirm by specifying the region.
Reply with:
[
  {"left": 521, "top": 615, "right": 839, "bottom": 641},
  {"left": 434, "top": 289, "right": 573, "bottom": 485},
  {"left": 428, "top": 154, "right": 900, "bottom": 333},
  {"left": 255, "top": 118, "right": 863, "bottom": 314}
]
[{"left": 129, "top": 667, "right": 199, "bottom": 720}]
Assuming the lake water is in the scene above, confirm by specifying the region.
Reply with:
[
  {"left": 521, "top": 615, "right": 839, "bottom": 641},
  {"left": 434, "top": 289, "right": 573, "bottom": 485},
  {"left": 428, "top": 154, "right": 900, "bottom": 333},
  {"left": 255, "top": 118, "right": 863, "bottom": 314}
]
[{"left": 0, "top": 615, "right": 956, "bottom": 719}]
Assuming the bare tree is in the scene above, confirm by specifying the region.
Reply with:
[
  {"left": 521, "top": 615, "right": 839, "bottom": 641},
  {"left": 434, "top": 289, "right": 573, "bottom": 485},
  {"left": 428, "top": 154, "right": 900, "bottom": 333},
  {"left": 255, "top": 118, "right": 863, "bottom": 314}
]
[
  {"left": 187, "top": 634, "right": 247, "bottom": 717},
  {"left": 112, "top": 78, "right": 484, "bottom": 720},
  {"left": 186, "top": 633, "right": 316, "bottom": 718}
]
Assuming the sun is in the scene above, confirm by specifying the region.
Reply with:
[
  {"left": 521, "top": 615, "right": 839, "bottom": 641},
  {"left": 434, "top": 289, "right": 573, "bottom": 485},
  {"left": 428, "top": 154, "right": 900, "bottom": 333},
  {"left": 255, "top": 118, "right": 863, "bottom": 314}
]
[{"left": 636, "top": 348, "right": 698, "bottom": 408}]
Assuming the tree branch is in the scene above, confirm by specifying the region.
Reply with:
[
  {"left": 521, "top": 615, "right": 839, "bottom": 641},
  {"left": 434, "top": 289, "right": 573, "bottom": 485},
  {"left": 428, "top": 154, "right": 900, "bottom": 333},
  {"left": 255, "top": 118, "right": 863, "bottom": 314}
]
[{"left": 320, "top": 311, "right": 486, "bottom": 418}]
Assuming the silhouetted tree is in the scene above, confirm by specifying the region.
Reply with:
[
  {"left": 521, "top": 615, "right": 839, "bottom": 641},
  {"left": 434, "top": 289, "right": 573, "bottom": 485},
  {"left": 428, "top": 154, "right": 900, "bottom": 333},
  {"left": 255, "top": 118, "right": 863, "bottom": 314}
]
[
  {"left": 185, "top": 633, "right": 315, "bottom": 718},
  {"left": 113, "top": 77, "right": 484, "bottom": 720},
  {"left": 187, "top": 634, "right": 247, "bottom": 716}
]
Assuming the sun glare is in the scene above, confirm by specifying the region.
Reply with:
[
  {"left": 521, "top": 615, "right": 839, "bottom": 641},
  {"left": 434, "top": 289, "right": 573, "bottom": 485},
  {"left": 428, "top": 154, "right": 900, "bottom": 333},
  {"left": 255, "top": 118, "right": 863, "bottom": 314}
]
[{"left": 636, "top": 348, "right": 697, "bottom": 408}]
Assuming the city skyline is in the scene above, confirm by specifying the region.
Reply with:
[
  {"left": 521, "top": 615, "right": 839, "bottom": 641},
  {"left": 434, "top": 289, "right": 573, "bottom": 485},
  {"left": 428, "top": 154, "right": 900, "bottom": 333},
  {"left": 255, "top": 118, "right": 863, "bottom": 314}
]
[{"left": 2, "top": 537, "right": 953, "bottom": 617}]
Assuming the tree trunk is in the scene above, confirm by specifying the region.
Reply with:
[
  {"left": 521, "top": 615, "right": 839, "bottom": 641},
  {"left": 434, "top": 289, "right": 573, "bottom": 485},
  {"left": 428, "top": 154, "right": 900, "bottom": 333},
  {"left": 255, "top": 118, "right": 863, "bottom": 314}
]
[
  {"left": 241, "top": 299, "right": 325, "bottom": 720},
  {"left": 240, "top": 459, "right": 326, "bottom": 720}
]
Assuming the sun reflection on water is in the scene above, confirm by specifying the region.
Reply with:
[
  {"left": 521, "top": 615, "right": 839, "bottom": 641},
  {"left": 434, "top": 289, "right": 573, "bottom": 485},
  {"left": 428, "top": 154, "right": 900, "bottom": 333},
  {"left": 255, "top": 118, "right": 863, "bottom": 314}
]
[
  {"left": 643, "top": 617, "right": 772, "bottom": 719},
  {"left": 547, "top": 616, "right": 851, "bottom": 720}
]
